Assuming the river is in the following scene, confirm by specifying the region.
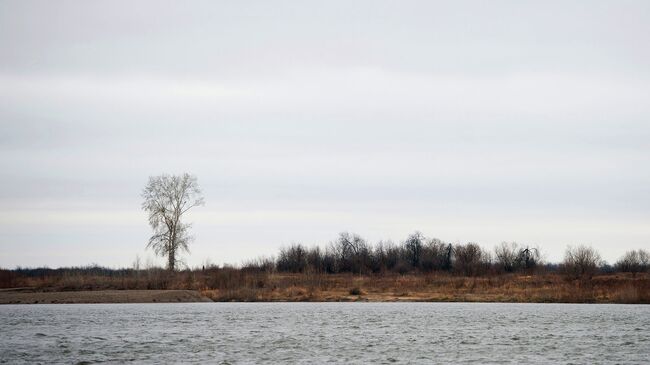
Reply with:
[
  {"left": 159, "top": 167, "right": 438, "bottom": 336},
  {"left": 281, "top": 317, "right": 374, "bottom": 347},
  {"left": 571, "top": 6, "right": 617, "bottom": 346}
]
[{"left": 1, "top": 302, "right": 648, "bottom": 364}]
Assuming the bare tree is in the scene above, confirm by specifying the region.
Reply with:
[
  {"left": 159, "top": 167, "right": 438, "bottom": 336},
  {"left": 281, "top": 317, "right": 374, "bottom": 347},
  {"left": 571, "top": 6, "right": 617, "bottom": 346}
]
[
  {"left": 562, "top": 245, "right": 602, "bottom": 279},
  {"left": 403, "top": 232, "right": 425, "bottom": 269},
  {"left": 373, "top": 240, "right": 400, "bottom": 273},
  {"left": 141, "top": 173, "right": 204, "bottom": 271},
  {"left": 331, "top": 232, "right": 369, "bottom": 273},
  {"left": 616, "top": 249, "right": 650, "bottom": 275},
  {"left": 517, "top": 246, "right": 541, "bottom": 271},
  {"left": 495, "top": 242, "right": 519, "bottom": 272},
  {"left": 641, "top": 250, "right": 650, "bottom": 271},
  {"left": 421, "top": 238, "right": 450, "bottom": 272},
  {"left": 495, "top": 242, "right": 541, "bottom": 273},
  {"left": 277, "top": 243, "right": 308, "bottom": 273},
  {"left": 454, "top": 242, "right": 489, "bottom": 276}
]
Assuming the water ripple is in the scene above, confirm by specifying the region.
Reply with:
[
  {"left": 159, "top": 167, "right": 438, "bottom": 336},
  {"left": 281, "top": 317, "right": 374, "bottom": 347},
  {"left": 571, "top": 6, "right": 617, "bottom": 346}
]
[{"left": 0, "top": 303, "right": 649, "bottom": 364}]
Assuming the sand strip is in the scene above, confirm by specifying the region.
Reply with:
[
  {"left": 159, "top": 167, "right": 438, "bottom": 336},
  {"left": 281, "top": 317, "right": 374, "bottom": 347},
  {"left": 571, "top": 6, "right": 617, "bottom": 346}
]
[{"left": 0, "top": 289, "right": 213, "bottom": 304}]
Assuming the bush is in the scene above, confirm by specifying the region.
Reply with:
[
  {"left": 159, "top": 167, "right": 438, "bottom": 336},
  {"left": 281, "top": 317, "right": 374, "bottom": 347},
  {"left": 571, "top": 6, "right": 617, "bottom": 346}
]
[{"left": 349, "top": 287, "right": 363, "bottom": 295}]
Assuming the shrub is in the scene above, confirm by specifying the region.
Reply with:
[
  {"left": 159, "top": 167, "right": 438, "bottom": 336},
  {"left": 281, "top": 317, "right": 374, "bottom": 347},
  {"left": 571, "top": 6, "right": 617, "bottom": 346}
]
[{"left": 349, "top": 287, "right": 362, "bottom": 295}]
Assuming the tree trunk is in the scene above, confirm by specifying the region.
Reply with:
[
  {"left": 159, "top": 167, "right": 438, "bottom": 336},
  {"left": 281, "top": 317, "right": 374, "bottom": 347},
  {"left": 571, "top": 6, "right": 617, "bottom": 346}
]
[
  {"left": 168, "top": 251, "right": 175, "bottom": 271},
  {"left": 168, "top": 229, "right": 175, "bottom": 271}
]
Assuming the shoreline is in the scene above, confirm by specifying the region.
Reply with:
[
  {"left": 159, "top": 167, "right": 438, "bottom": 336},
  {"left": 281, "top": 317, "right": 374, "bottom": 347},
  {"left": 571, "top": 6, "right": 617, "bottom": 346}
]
[
  {"left": 1, "top": 287, "right": 648, "bottom": 304},
  {"left": 0, "top": 289, "right": 212, "bottom": 304},
  {"left": 3, "top": 272, "right": 648, "bottom": 304}
]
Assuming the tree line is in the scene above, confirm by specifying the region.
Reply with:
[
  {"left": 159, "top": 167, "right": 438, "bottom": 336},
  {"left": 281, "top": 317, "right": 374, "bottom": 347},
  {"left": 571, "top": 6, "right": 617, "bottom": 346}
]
[
  {"left": 137, "top": 174, "right": 649, "bottom": 279},
  {"left": 272, "top": 232, "right": 649, "bottom": 278},
  {"left": 2, "top": 233, "right": 647, "bottom": 291}
]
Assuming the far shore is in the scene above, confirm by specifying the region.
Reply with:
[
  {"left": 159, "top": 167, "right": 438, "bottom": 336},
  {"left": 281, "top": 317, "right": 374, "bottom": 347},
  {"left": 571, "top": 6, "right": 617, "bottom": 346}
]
[{"left": 1, "top": 270, "right": 649, "bottom": 304}]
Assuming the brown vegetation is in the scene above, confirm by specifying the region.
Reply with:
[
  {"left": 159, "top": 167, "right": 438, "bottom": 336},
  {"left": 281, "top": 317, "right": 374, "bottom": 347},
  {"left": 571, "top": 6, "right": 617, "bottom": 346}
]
[
  {"left": 200, "top": 272, "right": 650, "bottom": 303},
  {"left": 1, "top": 268, "right": 648, "bottom": 304}
]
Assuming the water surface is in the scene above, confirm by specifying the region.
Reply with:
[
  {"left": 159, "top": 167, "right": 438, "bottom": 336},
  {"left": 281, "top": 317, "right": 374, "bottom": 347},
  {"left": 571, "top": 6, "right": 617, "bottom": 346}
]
[{"left": 1, "top": 303, "right": 648, "bottom": 364}]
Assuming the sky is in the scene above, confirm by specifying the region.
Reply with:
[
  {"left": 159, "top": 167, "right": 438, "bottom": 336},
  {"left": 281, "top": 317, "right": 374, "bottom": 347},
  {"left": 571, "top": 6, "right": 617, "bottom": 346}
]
[{"left": 1, "top": 0, "right": 649, "bottom": 268}]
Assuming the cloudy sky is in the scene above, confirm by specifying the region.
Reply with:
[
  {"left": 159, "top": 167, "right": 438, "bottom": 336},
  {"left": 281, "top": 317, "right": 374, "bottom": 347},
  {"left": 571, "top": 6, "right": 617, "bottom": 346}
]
[{"left": 1, "top": 1, "right": 649, "bottom": 268}]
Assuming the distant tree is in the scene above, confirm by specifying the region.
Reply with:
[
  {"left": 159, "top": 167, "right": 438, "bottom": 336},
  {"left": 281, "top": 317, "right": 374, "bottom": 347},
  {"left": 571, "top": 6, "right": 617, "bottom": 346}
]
[
  {"left": 403, "top": 232, "right": 425, "bottom": 269},
  {"left": 331, "top": 232, "right": 369, "bottom": 273},
  {"left": 421, "top": 238, "right": 451, "bottom": 272},
  {"left": 306, "top": 246, "right": 325, "bottom": 273},
  {"left": 562, "top": 245, "right": 602, "bottom": 279},
  {"left": 141, "top": 173, "right": 204, "bottom": 271},
  {"left": 494, "top": 242, "right": 541, "bottom": 273},
  {"left": 442, "top": 243, "right": 453, "bottom": 271},
  {"left": 277, "top": 244, "right": 308, "bottom": 273},
  {"left": 641, "top": 250, "right": 650, "bottom": 271},
  {"left": 517, "top": 246, "right": 541, "bottom": 271},
  {"left": 453, "top": 242, "right": 490, "bottom": 276},
  {"left": 616, "top": 249, "right": 650, "bottom": 275},
  {"left": 369, "top": 241, "right": 386, "bottom": 273},
  {"left": 322, "top": 246, "right": 338, "bottom": 274},
  {"left": 372, "top": 240, "right": 400, "bottom": 273},
  {"left": 495, "top": 242, "right": 519, "bottom": 272}
]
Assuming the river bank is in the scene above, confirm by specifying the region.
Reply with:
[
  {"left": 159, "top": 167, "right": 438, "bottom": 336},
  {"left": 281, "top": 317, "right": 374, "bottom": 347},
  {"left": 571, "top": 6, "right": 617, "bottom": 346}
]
[
  {"left": 1, "top": 272, "right": 648, "bottom": 304},
  {"left": 199, "top": 272, "right": 650, "bottom": 304}
]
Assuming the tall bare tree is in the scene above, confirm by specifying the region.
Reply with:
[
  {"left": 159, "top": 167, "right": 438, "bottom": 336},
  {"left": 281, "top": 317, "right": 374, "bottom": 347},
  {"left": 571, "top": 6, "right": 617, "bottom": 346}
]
[{"left": 141, "top": 173, "right": 204, "bottom": 271}]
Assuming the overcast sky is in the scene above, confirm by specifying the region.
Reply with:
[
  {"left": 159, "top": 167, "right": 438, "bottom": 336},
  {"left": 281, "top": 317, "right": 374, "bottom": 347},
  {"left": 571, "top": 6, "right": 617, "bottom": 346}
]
[{"left": 1, "top": 1, "right": 649, "bottom": 268}]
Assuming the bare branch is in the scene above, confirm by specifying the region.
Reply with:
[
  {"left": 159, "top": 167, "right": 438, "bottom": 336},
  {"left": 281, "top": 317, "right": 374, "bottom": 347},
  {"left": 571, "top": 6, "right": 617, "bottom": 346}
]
[{"left": 141, "top": 173, "right": 204, "bottom": 271}]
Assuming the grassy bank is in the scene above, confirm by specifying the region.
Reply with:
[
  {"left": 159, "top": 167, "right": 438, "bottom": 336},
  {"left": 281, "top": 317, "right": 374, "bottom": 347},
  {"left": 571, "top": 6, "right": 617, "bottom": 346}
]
[
  {"left": 199, "top": 272, "right": 650, "bottom": 303},
  {"left": 2, "top": 268, "right": 648, "bottom": 304}
]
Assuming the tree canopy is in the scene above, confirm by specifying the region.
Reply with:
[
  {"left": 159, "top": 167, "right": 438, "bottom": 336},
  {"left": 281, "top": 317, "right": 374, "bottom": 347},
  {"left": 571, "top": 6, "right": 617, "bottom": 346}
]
[{"left": 141, "top": 173, "right": 204, "bottom": 270}]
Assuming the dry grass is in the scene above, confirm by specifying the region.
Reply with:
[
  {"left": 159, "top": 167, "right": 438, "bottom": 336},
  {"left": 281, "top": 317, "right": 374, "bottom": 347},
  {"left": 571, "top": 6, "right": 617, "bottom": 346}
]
[
  {"left": 199, "top": 272, "right": 650, "bottom": 303},
  {"left": 2, "top": 268, "right": 648, "bottom": 304}
]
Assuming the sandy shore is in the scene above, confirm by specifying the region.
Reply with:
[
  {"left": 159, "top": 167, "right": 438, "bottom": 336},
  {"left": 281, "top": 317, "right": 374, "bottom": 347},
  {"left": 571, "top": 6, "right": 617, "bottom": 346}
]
[{"left": 0, "top": 289, "right": 213, "bottom": 304}]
